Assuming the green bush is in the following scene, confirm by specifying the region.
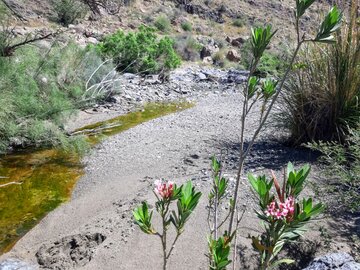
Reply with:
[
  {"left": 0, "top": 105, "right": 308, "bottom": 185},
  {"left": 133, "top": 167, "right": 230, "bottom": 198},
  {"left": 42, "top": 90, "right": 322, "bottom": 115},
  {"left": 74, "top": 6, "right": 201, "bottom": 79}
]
[
  {"left": 181, "top": 21, "right": 192, "bottom": 32},
  {"left": 96, "top": 26, "right": 181, "bottom": 74},
  {"left": 53, "top": 0, "right": 87, "bottom": 26},
  {"left": 278, "top": 11, "right": 360, "bottom": 144},
  {"left": 154, "top": 14, "right": 171, "bottom": 32},
  {"left": 0, "top": 43, "right": 107, "bottom": 154}
]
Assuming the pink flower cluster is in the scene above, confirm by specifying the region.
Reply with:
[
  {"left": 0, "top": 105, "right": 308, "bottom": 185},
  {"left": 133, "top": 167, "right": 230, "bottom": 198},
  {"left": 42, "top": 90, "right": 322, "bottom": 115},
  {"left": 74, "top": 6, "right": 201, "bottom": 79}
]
[
  {"left": 266, "top": 196, "right": 295, "bottom": 221},
  {"left": 154, "top": 180, "right": 174, "bottom": 199}
]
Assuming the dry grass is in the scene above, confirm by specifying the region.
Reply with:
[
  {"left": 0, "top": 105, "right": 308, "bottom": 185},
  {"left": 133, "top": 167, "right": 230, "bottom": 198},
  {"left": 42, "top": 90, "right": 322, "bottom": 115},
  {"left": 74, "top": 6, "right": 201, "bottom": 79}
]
[{"left": 279, "top": 0, "right": 360, "bottom": 144}]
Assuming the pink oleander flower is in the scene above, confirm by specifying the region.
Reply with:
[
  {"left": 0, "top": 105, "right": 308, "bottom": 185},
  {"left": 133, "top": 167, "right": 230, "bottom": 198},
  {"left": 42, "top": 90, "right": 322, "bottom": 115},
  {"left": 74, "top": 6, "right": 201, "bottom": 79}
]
[
  {"left": 266, "top": 196, "right": 295, "bottom": 221},
  {"left": 154, "top": 180, "right": 174, "bottom": 199}
]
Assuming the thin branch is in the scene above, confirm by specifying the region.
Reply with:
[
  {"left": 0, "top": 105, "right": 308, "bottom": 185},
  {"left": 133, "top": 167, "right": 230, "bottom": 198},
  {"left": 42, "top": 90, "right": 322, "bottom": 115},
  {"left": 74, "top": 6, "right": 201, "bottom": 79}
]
[
  {"left": 0, "top": 181, "right": 22, "bottom": 188},
  {"left": 228, "top": 57, "right": 260, "bottom": 234},
  {"left": 166, "top": 232, "right": 181, "bottom": 260},
  {"left": 3, "top": 31, "right": 57, "bottom": 56},
  {"left": 216, "top": 206, "right": 232, "bottom": 231},
  {"left": 232, "top": 208, "right": 246, "bottom": 270}
]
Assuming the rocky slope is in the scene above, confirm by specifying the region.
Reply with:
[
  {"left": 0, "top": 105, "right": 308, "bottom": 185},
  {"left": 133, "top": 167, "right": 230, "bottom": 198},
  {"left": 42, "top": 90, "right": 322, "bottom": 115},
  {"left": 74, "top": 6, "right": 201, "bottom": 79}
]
[{"left": 2, "top": 0, "right": 333, "bottom": 65}]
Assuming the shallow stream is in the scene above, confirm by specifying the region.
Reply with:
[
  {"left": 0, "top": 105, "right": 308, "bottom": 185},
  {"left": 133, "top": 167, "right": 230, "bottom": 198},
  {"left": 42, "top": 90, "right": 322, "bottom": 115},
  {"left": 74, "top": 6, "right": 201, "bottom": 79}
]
[{"left": 0, "top": 102, "right": 191, "bottom": 253}]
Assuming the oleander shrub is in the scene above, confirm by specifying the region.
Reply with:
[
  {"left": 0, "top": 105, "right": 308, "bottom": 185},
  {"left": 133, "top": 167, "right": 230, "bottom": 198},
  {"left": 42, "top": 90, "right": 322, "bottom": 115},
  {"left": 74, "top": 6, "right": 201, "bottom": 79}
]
[
  {"left": 278, "top": 4, "right": 360, "bottom": 144},
  {"left": 96, "top": 26, "right": 181, "bottom": 74}
]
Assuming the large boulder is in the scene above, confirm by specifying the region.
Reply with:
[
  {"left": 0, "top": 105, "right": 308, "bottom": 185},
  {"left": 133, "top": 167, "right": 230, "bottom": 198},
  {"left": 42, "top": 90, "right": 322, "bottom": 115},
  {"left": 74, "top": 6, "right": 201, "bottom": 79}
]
[{"left": 303, "top": 253, "right": 360, "bottom": 270}]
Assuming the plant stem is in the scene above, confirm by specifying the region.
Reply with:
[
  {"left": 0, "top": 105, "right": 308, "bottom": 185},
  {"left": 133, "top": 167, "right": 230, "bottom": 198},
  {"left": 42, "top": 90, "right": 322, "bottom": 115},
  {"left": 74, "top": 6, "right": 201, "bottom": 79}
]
[
  {"left": 162, "top": 231, "right": 167, "bottom": 270},
  {"left": 228, "top": 58, "right": 259, "bottom": 234},
  {"left": 228, "top": 40, "right": 303, "bottom": 235},
  {"left": 160, "top": 202, "right": 170, "bottom": 270},
  {"left": 214, "top": 186, "right": 219, "bottom": 240},
  {"left": 166, "top": 232, "right": 181, "bottom": 260}
]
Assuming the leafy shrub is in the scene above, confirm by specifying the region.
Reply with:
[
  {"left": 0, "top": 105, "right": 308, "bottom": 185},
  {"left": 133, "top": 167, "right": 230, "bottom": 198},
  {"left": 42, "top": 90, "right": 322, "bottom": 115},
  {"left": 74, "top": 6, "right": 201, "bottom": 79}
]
[
  {"left": 133, "top": 180, "right": 201, "bottom": 270},
  {"left": 307, "top": 128, "right": 360, "bottom": 213},
  {"left": 181, "top": 21, "right": 192, "bottom": 32},
  {"left": 173, "top": 34, "right": 201, "bottom": 61},
  {"left": 249, "top": 163, "right": 324, "bottom": 269},
  {"left": 96, "top": 26, "right": 181, "bottom": 74},
  {"left": 154, "top": 14, "right": 171, "bottom": 32},
  {"left": 53, "top": 0, "right": 87, "bottom": 26},
  {"left": 0, "top": 43, "right": 108, "bottom": 154},
  {"left": 278, "top": 7, "right": 359, "bottom": 144}
]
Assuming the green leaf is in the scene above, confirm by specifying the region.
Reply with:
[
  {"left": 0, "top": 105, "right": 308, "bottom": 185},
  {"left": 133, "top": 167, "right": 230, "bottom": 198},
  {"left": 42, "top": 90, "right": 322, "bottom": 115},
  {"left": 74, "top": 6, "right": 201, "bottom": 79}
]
[
  {"left": 261, "top": 78, "right": 278, "bottom": 100},
  {"left": 248, "top": 173, "right": 260, "bottom": 194},
  {"left": 133, "top": 201, "right": 155, "bottom": 234},
  {"left": 251, "top": 25, "right": 277, "bottom": 59},
  {"left": 296, "top": 0, "right": 316, "bottom": 18},
  {"left": 211, "top": 156, "right": 221, "bottom": 173},
  {"left": 315, "top": 6, "right": 343, "bottom": 43},
  {"left": 270, "top": 258, "right": 295, "bottom": 269},
  {"left": 248, "top": 76, "right": 260, "bottom": 98},
  {"left": 287, "top": 162, "right": 294, "bottom": 178}
]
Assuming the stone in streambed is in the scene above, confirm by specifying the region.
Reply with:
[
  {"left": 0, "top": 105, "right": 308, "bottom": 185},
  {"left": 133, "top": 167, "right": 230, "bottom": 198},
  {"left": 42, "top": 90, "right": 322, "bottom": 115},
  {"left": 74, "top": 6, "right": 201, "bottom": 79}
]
[{"left": 303, "top": 253, "right": 360, "bottom": 270}]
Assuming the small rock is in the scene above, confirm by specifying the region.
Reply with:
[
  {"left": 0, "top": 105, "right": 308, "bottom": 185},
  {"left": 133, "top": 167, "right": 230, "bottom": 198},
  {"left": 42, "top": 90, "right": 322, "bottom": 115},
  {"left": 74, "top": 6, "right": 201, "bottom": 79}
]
[
  {"left": 202, "top": 56, "right": 213, "bottom": 64},
  {"left": 0, "top": 259, "right": 35, "bottom": 270},
  {"left": 197, "top": 72, "right": 207, "bottom": 81},
  {"left": 87, "top": 37, "right": 98, "bottom": 45},
  {"left": 200, "top": 42, "right": 219, "bottom": 59},
  {"left": 226, "top": 49, "right": 241, "bottom": 62},
  {"left": 303, "top": 253, "right": 360, "bottom": 270},
  {"left": 231, "top": 37, "right": 247, "bottom": 47}
]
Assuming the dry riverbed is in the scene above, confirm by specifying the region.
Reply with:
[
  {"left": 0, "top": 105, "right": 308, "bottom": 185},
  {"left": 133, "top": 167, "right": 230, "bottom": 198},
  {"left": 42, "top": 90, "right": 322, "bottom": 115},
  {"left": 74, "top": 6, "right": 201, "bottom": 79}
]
[{"left": 0, "top": 68, "right": 358, "bottom": 269}]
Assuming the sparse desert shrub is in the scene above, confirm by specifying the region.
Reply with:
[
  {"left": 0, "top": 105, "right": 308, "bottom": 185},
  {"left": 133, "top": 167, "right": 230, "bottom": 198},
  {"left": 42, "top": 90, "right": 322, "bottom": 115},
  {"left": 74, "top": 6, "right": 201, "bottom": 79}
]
[
  {"left": 154, "top": 14, "right": 172, "bottom": 32},
  {"left": 212, "top": 49, "right": 227, "bottom": 66},
  {"left": 278, "top": 5, "right": 359, "bottom": 144},
  {"left": 232, "top": 18, "right": 245, "bottom": 27},
  {"left": 52, "top": 0, "right": 87, "bottom": 26},
  {"left": 173, "top": 34, "right": 201, "bottom": 61},
  {"left": 96, "top": 26, "right": 181, "bottom": 74},
  {"left": 181, "top": 21, "right": 192, "bottom": 32},
  {"left": 307, "top": 127, "right": 360, "bottom": 213}
]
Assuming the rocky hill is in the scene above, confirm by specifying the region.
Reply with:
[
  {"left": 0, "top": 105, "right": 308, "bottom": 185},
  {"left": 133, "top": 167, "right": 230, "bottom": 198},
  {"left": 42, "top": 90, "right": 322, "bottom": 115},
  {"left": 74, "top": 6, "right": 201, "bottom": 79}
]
[{"left": 1, "top": 0, "right": 333, "bottom": 66}]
